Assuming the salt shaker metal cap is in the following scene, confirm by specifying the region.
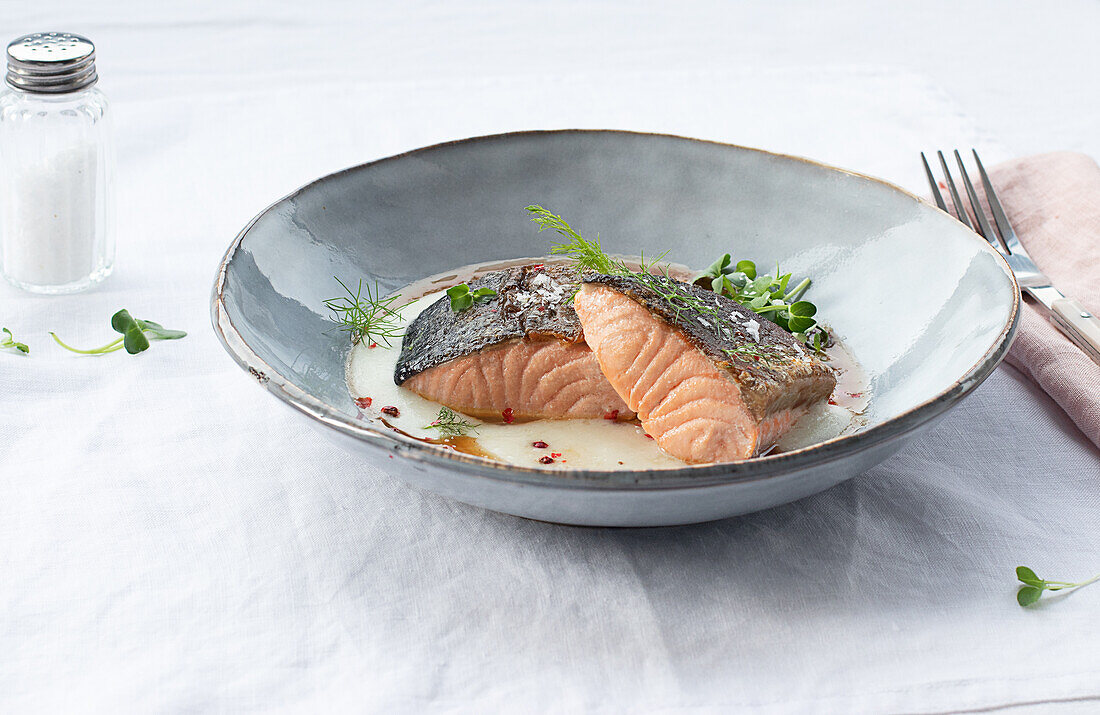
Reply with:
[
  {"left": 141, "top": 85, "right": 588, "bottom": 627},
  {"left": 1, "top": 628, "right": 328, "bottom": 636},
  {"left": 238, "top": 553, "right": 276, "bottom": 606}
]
[{"left": 6, "top": 32, "right": 98, "bottom": 94}]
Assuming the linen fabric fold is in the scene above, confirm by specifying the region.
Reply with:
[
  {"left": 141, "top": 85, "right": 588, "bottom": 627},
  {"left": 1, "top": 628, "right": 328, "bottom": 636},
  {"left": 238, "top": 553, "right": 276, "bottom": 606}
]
[{"left": 957, "top": 152, "right": 1100, "bottom": 450}]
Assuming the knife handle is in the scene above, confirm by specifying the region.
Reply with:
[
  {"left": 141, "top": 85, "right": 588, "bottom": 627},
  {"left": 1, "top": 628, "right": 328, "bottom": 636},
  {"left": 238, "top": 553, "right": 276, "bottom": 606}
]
[{"left": 1050, "top": 297, "right": 1100, "bottom": 365}]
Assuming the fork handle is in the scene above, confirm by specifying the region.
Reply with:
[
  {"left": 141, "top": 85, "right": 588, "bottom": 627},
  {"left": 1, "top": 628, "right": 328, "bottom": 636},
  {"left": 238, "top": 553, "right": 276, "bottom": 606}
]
[{"left": 1050, "top": 297, "right": 1100, "bottom": 365}]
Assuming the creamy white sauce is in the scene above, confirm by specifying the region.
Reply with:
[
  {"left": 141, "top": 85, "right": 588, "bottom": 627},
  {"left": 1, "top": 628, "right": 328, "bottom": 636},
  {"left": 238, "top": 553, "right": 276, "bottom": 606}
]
[
  {"left": 346, "top": 291, "right": 684, "bottom": 470},
  {"left": 345, "top": 261, "right": 870, "bottom": 470}
]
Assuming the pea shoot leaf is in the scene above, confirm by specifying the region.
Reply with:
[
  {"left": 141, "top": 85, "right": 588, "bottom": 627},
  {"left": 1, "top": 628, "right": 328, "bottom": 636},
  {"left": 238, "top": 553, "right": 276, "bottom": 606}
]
[
  {"left": 1, "top": 327, "right": 29, "bottom": 354},
  {"left": 694, "top": 255, "right": 827, "bottom": 351},
  {"left": 447, "top": 283, "right": 497, "bottom": 312},
  {"left": 1014, "top": 565, "right": 1100, "bottom": 607},
  {"left": 1017, "top": 586, "right": 1043, "bottom": 607},
  {"left": 51, "top": 310, "right": 186, "bottom": 356},
  {"left": 1016, "top": 566, "right": 1042, "bottom": 586},
  {"left": 701, "top": 254, "right": 733, "bottom": 279}
]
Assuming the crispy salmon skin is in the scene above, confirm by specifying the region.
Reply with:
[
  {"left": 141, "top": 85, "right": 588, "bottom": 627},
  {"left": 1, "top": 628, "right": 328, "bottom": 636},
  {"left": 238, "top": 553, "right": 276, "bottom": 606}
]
[
  {"left": 573, "top": 273, "right": 836, "bottom": 463},
  {"left": 395, "top": 265, "right": 633, "bottom": 421}
]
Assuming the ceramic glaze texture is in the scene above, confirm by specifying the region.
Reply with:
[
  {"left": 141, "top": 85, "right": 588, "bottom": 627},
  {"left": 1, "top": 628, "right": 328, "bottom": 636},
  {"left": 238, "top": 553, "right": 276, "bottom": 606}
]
[{"left": 212, "top": 130, "right": 1018, "bottom": 526}]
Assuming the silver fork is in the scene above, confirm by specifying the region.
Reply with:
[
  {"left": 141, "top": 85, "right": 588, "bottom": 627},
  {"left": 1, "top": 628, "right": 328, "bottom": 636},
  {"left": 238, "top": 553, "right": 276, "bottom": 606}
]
[{"left": 922, "top": 149, "right": 1100, "bottom": 365}]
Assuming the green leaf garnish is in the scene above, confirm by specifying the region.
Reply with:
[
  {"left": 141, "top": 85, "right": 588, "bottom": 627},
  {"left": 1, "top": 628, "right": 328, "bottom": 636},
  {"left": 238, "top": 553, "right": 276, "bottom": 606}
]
[
  {"left": 735, "top": 260, "right": 757, "bottom": 279},
  {"left": 701, "top": 254, "right": 733, "bottom": 281},
  {"left": 528, "top": 205, "right": 812, "bottom": 366},
  {"left": 1015, "top": 565, "right": 1100, "bottom": 607},
  {"left": 1016, "top": 566, "right": 1041, "bottom": 585},
  {"left": 446, "top": 283, "right": 497, "bottom": 312},
  {"left": 1017, "top": 586, "right": 1043, "bottom": 607},
  {"left": 50, "top": 310, "right": 187, "bottom": 355},
  {"left": 527, "top": 205, "right": 620, "bottom": 274},
  {"left": 1, "top": 327, "right": 29, "bottom": 354},
  {"left": 695, "top": 259, "right": 828, "bottom": 352},
  {"left": 424, "top": 406, "right": 479, "bottom": 438},
  {"left": 324, "top": 277, "right": 404, "bottom": 346}
]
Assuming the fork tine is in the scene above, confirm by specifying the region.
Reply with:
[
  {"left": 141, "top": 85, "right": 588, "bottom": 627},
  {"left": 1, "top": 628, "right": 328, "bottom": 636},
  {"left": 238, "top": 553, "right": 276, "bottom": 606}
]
[
  {"left": 954, "top": 150, "right": 1007, "bottom": 251},
  {"left": 972, "top": 150, "right": 1019, "bottom": 253},
  {"left": 921, "top": 152, "right": 948, "bottom": 212},
  {"left": 937, "top": 151, "right": 973, "bottom": 230}
]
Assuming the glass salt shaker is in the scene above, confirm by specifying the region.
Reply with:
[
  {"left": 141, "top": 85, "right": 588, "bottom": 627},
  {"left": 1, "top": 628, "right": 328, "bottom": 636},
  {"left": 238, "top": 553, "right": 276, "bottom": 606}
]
[{"left": 0, "top": 32, "right": 114, "bottom": 294}]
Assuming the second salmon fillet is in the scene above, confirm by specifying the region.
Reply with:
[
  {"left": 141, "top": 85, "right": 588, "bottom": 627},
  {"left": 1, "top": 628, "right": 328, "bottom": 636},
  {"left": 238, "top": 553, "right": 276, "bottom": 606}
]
[{"left": 573, "top": 274, "right": 836, "bottom": 463}]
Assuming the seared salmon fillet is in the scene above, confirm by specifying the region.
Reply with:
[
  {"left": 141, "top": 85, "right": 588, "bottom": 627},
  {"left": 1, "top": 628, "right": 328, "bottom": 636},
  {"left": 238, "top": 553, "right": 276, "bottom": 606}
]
[
  {"left": 573, "top": 274, "right": 836, "bottom": 463},
  {"left": 396, "top": 265, "right": 633, "bottom": 421}
]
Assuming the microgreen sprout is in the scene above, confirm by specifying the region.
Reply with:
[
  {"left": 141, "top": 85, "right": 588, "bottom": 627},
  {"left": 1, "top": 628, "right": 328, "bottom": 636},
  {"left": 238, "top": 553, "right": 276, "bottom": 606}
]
[
  {"left": 425, "top": 406, "right": 479, "bottom": 438},
  {"left": 50, "top": 310, "right": 186, "bottom": 355},
  {"left": 446, "top": 283, "right": 497, "bottom": 312},
  {"left": 324, "top": 277, "right": 404, "bottom": 347},
  {"left": 696, "top": 253, "right": 828, "bottom": 351},
  {"left": 1, "top": 327, "right": 28, "bottom": 354},
  {"left": 1015, "top": 566, "right": 1100, "bottom": 607}
]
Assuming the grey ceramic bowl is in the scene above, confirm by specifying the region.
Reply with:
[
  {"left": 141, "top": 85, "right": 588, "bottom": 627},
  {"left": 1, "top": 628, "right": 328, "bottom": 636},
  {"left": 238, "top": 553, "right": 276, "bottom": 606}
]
[{"left": 212, "top": 130, "right": 1018, "bottom": 527}]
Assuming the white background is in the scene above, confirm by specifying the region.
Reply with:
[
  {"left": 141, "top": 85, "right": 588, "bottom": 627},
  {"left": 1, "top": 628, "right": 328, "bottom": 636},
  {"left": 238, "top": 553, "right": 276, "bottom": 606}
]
[{"left": 2, "top": 1, "right": 1100, "bottom": 712}]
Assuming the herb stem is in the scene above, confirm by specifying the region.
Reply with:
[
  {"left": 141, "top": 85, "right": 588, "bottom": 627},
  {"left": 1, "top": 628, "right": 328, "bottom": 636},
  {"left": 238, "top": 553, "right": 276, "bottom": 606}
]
[
  {"left": 1, "top": 327, "right": 29, "bottom": 353},
  {"left": 785, "top": 277, "right": 812, "bottom": 302},
  {"left": 1048, "top": 574, "right": 1100, "bottom": 589},
  {"left": 49, "top": 333, "right": 126, "bottom": 354},
  {"left": 324, "top": 277, "right": 404, "bottom": 346}
]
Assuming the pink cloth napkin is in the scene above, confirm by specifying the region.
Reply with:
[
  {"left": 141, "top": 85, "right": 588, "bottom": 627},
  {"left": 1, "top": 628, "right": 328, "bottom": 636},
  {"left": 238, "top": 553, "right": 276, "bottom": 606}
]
[{"left": 962, "top": 152, "right": 1100, "bottom": 449}]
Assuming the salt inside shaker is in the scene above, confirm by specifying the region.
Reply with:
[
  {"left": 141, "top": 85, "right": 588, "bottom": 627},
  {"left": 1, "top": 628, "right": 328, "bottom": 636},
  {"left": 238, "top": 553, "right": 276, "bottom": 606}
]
[{"left": 0, "top": 32, "right": 114, "bottom": 294}]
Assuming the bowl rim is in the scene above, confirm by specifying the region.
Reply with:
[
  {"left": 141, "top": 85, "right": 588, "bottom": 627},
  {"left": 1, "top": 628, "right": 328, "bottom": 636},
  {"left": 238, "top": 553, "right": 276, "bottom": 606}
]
[{"left": 211, "top": 128, "right": 1020, "bottom": 491}]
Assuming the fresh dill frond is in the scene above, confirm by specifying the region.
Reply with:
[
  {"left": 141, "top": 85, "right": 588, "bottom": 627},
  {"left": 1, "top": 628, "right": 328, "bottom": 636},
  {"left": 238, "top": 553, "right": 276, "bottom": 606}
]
[
  {"left": 723, "top": 343, "right": 793, "bottom": 363},
  {"left": 324, "top": 277, "right": 404, "bottom": 347},
  {"left": 526, "top": 205, "right": 622, "bottom": 274},
  {"left": 424, "top": 406, "right": 479, "bottom": 438}
]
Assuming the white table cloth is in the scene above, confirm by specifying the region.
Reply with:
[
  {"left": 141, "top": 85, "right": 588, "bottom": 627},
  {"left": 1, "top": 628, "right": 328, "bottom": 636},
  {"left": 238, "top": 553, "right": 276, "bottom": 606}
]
[{"left": 3, "top": 1, "right": 1100, "bottom": 712}]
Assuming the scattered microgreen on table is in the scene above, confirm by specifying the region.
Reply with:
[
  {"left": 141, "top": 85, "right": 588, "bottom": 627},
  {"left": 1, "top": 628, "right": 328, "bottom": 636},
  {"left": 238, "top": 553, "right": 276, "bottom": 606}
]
[
  {"left": 424, "top": 406, "right": 479, "bottom": 438},
  {"left": 1015, "top": 566, "right": 1100, "bottom": 607},
  {"left": 446, "top": 283, "right": 497, "bottom": 312},
  {"left": 1, "top": 327, "right": 29, "bottom": 354},
  {"left": 324, "top": 277, "right": 404, "bottom": 346},
  {"left": 50, "top": 310, "right": 186, "bottom": 355}
]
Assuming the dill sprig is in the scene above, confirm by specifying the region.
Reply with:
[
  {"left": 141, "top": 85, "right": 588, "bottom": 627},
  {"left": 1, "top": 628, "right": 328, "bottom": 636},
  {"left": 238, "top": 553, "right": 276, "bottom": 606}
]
[
  {"left": 424, "top": 406, "right": 479, "bottom": 438},
  {"left": 526, "top": 205, "right": 622, "bottom": 275},
  {"left": 324, "top": 277, "right": 404, "bottom": 347},
  {"left": 723, "top": 342, "right": 793, "bottom": 362}
]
